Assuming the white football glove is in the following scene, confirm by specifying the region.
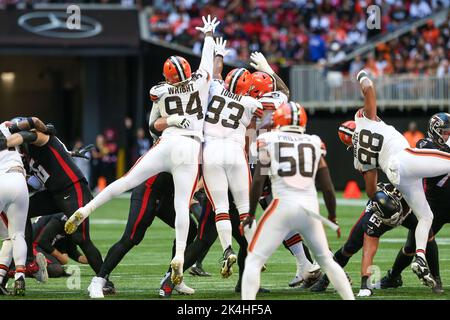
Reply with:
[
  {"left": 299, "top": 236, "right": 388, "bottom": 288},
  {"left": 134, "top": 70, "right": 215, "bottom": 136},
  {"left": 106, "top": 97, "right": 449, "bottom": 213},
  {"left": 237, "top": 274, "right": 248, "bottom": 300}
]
[
  {"left": 167, "top": 115, "right": 191, "bottom": 129},
  {"left": 357, "top": 288, "right": 373, "bottom": 297},
  {"left": 195, "top": 15, "right": 220, "bottom": 34},
  {"left": 214, "top": 37, "right": 229, "bottom": 57},
  {"left": 250, "top": 51, "right": 274, "bottom": 75}
]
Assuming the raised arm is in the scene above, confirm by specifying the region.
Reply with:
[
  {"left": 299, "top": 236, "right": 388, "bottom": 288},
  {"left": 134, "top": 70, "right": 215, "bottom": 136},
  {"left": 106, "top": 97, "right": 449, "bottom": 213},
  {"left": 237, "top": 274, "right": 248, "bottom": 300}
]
[
  {"left": 250, "top": 51, "right": 290, "bottom": 98},
  {"left": 356, "top": 70, "right": 377, "bottom": 120},
  {"left": 196, "top": 15, "right": 220, "bottom": 78},
  {"left": 9, "top": 117, "right": 55, "bottom": 135},
  {"left": 213, "top": 37, "right": 228, "bottom": 80},
  {"left": 316, "top": 156, "right": 340, "bottom": 238}
]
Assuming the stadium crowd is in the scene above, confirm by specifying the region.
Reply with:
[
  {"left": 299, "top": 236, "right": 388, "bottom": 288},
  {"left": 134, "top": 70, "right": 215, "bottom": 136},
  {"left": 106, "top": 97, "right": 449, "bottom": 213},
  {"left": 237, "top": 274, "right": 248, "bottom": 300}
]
[{"left": 147, "top": 0, "right": 450, "bottom": 76}]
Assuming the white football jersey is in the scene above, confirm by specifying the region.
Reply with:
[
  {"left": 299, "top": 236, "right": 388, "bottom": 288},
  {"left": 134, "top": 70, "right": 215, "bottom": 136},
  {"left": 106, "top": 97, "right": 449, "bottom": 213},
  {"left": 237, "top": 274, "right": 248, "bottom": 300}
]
[
  {"left": 150, "top": 69, "right": 211, "bottom": 140},
  {"left": 258, "top": 91, "right": 288, "bottom": 111},
  {"left": 257, "top": 130, "right": 323, "bottom": 205},
  {"left": 352, "top": 109, "right": 409, "bottom": 173},
  {"left": 203, "top": 79, "right": 263, "bottom": 147},
  {"left": 0, "top": 123, "right": 23, "bottom": 175}
]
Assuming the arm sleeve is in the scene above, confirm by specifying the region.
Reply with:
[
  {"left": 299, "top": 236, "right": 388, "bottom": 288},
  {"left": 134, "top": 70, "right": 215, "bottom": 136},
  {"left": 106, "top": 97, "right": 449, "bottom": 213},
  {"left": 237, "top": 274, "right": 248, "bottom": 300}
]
[{"left": 198, "top": 36, "right": 215, "bottom": 79}]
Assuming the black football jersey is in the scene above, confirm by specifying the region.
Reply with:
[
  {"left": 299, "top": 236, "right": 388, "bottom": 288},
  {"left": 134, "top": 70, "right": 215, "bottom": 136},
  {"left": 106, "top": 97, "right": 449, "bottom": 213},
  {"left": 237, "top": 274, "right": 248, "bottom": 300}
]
[
  {"left": 416, "top": 138, "right": 450, "bottom": 203},
  {"left": 27, "top": 136, "right": 86, "bottom": 192}
]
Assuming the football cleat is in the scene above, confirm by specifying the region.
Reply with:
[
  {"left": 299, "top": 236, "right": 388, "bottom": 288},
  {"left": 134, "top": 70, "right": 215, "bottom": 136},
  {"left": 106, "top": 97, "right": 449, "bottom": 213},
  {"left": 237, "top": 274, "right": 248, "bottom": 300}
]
[
  {"left": 261, "top": 264, "right": 268, "bottom": 272},
  {"left": 33, "top": 252, "right": 48, "bottom": 283},
  {"left": 159, "top": 273, "right": 174, "bottom": 298},
  {"left": 170, "top": 257, "right": 184, "bottom": 285},
  {"left": 432, "top": 276, "right": 444, "bottom": 294},
  {"left": 310, "top": 274, "right": 330, "bottom": 292},
  {"left": 88, "top": 276, "right": 106, "bottom": 299},
  {"left": 288, "top": 275, "right": 303, "bottom": 288},
  {"left": 298, "top": 269, "right": 323, "bottom": 289},
  {"left": 380, "top": 269, "right": 403, "bottom": 289},
  {"left": 220, "top": 246, "right": 237, "bottom": 278},
  {"left": 357, "top": 288, "right": 373, "bottom": 297},
  {"left": 13, "top": 276, "right": 25, "bottom": 296},
  {"left": 103, "top": 280, "right": 116, "bottom": 295},
  {"left": 65, "top": 209, "right": 87, "bottom": 234},
  {"left": 411, "top": 254, "right": 436, "bottom": 288},
  {"left": 174, "top": 281, "right": 195, "bottom": 295},
  {"left": 189, "top": 264, "right": 211, "bottom": 277}
]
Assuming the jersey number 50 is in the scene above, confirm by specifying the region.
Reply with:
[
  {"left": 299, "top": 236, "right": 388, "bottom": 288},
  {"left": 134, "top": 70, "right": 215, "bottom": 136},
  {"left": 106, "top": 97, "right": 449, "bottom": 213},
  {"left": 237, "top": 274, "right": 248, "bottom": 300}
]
[
  {"left": 164, "top": 91, "right": 204, "bottom": 120},
  {"left": 275, "top": 142, "right": 316, "bottom": 177},
  {"left": 357, "top": 129, "right": 384, "bottom": 166}
]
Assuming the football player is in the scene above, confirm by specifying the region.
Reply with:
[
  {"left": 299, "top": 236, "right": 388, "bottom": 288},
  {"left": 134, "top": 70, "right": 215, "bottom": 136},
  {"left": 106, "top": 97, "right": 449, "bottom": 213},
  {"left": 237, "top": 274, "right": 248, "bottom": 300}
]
[
  {"left": 201, "top": 37, "right": 263, "bottom": 277},
  {"left": 88, "top": 172, "right": 198, "bottom": 298},
  {"left": 65, "top": 15, "right": 220, "bottom": 286},
  {"left": 240, "top": 102, "right": 354, "bottom": 300},
  {"left": 1, "top": 118, "right": 110, "bottom": 291},
  {"left": 32, "top": 213, "right": 88, "bottom": 278},
  {"left": 350, "top": 70, "right": 450, "bottom": 288},
  {"left": 159, "top": 188, "right": 270, "bottom": 298},
  {"left": 380, "top": 113, "right": 450, "bottom": 293},
  {"left": 0, "top": 117, "right": 52, "bottom": 295},
  {"left": 249, "top": 53, "right": 339, "bottom": 288},
  {"left": 310, "top": 182, "right": 438, "bottom": 296}
]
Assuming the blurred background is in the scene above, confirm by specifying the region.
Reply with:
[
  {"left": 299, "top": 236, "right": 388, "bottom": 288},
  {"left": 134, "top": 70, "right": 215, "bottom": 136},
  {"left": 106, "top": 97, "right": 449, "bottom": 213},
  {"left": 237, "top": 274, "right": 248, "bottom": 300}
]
[{"left": 0, "top": 0, "right": 449, "bottom": 192}]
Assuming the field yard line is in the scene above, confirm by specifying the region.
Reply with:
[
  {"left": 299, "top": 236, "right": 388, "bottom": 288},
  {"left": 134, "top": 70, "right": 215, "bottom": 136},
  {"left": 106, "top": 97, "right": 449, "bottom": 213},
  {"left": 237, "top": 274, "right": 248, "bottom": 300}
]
[
  {"left": 113, "top": 192, "right": 368, "bottom": 206},
  {"left": 381, "top": 238, "right": 450, "bottom": 245}
]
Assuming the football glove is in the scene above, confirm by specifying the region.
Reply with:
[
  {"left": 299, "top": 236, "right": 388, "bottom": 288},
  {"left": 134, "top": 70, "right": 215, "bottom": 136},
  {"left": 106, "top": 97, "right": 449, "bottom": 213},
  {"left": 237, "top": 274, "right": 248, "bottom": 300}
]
[
  {"left": 250, "top": 51, "right": 274, "bottom": 75},
  {"left": 167, "top": 115, "right": 191, "bottom": 129},
  {"left": 195, "top": 15, "right": 220, "bottom": 34},
  {"left": 45, "top": 123, "right": 56, "bottom": 136},
  {"left": 71, "top": 144, "right": 94, "bottom": 159},
  {"left": 239, "top": 215, "right": 255, "bottom": 236},
  {"left": 214, "top": 37, "right": 229, "bottom": 57},
  {"left": 328, "top": 216, "right": 341, "bottom": 238}
]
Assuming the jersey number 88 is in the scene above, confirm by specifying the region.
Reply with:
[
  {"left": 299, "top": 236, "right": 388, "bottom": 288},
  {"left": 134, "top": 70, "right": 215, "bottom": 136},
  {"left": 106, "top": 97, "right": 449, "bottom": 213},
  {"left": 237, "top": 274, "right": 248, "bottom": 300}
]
[{"left": 357, "top": 129, "right": 384, "bottom": 166}]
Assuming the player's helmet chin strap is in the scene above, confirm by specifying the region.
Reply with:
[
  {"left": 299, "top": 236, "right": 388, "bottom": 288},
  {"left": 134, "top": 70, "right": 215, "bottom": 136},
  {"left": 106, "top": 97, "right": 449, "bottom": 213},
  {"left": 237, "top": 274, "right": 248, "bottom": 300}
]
[{"left": 279, "top": 125, "right": 305, "bottom": 134}]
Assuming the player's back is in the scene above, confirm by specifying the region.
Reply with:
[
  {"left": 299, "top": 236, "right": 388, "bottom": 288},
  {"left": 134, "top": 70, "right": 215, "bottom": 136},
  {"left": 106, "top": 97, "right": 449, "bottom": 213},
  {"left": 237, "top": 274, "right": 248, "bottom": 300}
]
[
  {"left": 257, "top": 130, "right": 323, "bottom": 206},
  {"left": 0, "top": 123, "right": 23, "bottom": 175},
  {"left": 150, "top": 69, "right": 211, "bottom": 139},
  {"left": 353, "top": 109, "right": 409, "bottom": 173},
  {"left": 204, "top": 79, "right": 262, "bottom": 146}
]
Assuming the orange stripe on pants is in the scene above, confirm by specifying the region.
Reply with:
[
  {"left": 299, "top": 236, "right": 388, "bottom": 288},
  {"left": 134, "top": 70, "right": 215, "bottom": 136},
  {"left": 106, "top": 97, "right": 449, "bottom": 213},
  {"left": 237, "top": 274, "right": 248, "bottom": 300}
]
[{"left": 249, "top": 199, "right": 279, "bottom": 253}]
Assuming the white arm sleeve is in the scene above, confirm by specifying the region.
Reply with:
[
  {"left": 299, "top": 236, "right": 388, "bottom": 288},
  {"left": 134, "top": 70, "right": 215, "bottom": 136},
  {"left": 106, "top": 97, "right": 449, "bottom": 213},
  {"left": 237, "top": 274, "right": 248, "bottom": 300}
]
[
  {"left": 198, "top": 36, "right": 215, "bottom": 78},
  {"left": 148, "top": 104, "right": 162, "bottom": 141}
]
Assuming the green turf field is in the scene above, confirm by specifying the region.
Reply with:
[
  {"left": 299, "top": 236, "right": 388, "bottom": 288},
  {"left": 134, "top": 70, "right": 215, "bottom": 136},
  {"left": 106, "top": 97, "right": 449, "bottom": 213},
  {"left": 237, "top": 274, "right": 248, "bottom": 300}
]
[{"left": 7, "top": 194, "right": 450, "bottom": 300}]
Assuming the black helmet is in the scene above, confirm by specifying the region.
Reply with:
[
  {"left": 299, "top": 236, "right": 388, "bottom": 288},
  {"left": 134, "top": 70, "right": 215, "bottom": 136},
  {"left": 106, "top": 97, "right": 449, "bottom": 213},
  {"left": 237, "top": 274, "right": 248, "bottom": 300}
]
[
  {"left": 372, "top": 183, "right": 406, "bottom": 226},
  {"left": 10, "top": 117, "right": 26, "bottom": 124},
  {"left": 428, "top": 113, "right": 450, "bottom": 148}
]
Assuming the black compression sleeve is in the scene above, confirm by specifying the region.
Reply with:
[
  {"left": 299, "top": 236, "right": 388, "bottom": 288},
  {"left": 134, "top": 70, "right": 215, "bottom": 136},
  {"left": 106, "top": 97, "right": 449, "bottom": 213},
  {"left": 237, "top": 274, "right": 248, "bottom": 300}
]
[
  {"left": 37, "top": 219, "right": 64, "bottom": 254},
  {"left": 9, "top": 123, "right": 20, "bottom": 134},
  {"left": 149, "top": 122, "right": 162, "bottom": 137},
  {"left": 0, "top": 136, "right": 6, "bottom": 151},
  {"left": 17, "top": 131, "right": 37, "bottom": 143}
]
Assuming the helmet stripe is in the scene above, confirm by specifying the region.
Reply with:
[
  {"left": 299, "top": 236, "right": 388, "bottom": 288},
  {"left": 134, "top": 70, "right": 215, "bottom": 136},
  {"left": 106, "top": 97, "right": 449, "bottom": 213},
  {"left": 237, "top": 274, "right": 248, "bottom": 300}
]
[
  {"left": 170, "top": 56, "right": 186, "bottom": 82},
  {"left": 230, "top": 68, "right": 245, "bottom": 93},
  {"left": 290, "top": 102, "right": 298, "bottom": 126}
]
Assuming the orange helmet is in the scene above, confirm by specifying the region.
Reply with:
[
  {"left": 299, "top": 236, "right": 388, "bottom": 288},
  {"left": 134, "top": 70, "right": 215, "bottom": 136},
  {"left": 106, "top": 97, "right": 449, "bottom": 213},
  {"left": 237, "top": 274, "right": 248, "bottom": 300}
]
[
  {"left": 224, "top": 68, "right": 253, "bottom": 95},
  {"left": 272, "top": 101, "right": 307, "bottom": 133},
  {"left": 338, "top": 120, "right": 356, "bottom": 147},
  {"left": 163, "top": 56, "right": 192, "bottom": 84},
  {"left": 249, "top": 71, "right": 275, "bottom": 98}
]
